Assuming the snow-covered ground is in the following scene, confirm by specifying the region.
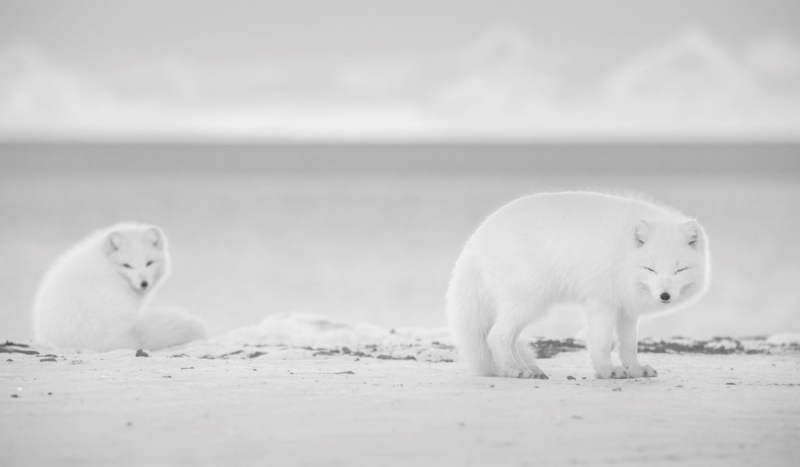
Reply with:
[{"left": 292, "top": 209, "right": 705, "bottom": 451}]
[{"left": 2, "top": 314, "right": 799, "bottom": 466}]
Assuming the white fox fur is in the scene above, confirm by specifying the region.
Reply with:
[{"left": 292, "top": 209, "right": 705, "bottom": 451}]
[
  {"left": 32, "top": 223, "right": 208, "bottom": 352},
  {"left": 446, "top": 192, "right": 711, "bottom": 379}
]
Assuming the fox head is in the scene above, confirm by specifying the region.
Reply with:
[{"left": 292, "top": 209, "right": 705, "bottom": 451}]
[
  {"left": 626, "top": 218, "right": 710, "bottom": 312},
  {"left": 104, "top": 226, "right": 170, "bottom": 295}
]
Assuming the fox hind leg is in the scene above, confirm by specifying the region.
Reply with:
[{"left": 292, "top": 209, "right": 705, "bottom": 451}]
[
  {"left": 487, "top": 312, "right": 535, "bottom": 378},
  {"left": 516, "top": 339, "right": 548, "bottom": 379}
]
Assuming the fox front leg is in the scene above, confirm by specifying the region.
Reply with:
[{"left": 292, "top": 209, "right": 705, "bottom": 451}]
[
  {"left": 586, "top": 303, "right": 629, "bottom": 379},
  {"left": 616, "top": 313, "right": 657, "bottom": 378}
]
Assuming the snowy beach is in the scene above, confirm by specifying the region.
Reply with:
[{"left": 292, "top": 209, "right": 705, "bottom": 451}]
[
  {"left": 2, "top": 145, "right": 800, "bottom": 465},
  {"left": 4, "top": 1, "right": 800, "bottom": 464},
  {"left": 2, "top": 322, "right": 799, "bottom": 466}
]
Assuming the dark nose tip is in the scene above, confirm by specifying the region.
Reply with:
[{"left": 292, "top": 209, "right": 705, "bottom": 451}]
[
  {"left": 141, "top": 281, "right": 149, "bottom": 289},
  {"left": 660, "top": 292, "right": 670, "bottom": 302}
]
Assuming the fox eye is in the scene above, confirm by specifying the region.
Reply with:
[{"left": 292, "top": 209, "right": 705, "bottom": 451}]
[
  {"left": 123, "top": 263, "right": 132, "bottom": 269},
  {"left": 644, "top": 267, "right": 655, "bottom": 273},
  {"left": 146, "top": 261, "right": 153, "bottom": 267},
  {"left": 676, "top": 267, "right": 688, "bottom": 273}
]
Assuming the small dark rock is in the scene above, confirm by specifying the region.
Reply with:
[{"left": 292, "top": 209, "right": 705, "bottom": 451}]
[
  {"left": 248, "top": 351, "right": 268, "bottom": 359},
  {"left": 726, "top": 382, "right": 736, "bottom": 385},
  {"left": 6, "top": 359, "right": 12, "bottom": 362},
  {"left": 612, "top": 387, "right": 622, "bottom": 392},
  {"left": 334, "top": 371, "right": 355, "bottom": 374},
  {"left": 567, "top": 376, "right": 576, "bottom": 380},
  {"left": 135, "top": 349, "right": 149, "bottom": 357},
  {"left": 11, "top": 394, "right": 18, "bottom": 398},
  {"left": 376, "top": 355, "right": 416, "bottom": 361},
  {"left": 39, "top": 357, "right": 57, "bottom": 362}
]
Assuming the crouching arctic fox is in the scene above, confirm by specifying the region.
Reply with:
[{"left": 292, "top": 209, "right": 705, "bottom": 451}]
[
  {"left": 33, "top": 223, "right": 208, "bottom": 352},
  {"left": 446, "top": 192, "right": 711, "bottom": 379}
]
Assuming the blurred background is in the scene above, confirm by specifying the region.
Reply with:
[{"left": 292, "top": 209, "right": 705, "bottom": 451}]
[{"left": 1, "top": 0, "right": 798, "bottom": 342}]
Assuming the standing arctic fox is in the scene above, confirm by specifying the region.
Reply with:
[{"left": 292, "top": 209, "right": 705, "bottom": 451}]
[
  {"left": 446, "top": 192, "right": 710, "bottom": 379},
  {"left": 33, "top": 223, "right": 208, "bottom": 352}
]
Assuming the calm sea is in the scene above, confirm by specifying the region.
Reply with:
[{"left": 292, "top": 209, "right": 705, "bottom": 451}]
[{"left": 1, "top": 143, "right": 798, "bottom": 342}]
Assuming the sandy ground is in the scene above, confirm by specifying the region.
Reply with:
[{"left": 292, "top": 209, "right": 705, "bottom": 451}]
[{"left": 2, "top": 344, "right": 799, "bottom": 467}]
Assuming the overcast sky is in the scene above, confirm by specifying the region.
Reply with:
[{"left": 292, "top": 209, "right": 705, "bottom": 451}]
[{"left": 1, "top": 0, "right": 799, "bottom": 141}]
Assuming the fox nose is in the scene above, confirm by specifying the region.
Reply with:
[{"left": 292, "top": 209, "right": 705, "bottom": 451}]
[
  {"left": 140, "top": 281, "right": 149, "bottom": 289},
  {"left": 660, "top": 292, "right": 671, "bottom": 302}
]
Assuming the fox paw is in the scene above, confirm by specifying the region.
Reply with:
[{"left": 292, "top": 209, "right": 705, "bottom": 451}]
[
  {"left": 595, "top": 366, "right": 629, "bottom": 379},
  {"left": 496, "top": 366, "right": 547, "bottom": 379},
  {"left": 625, "top": 365, "right": 658, "bottom": 378},
  {"left": 496, "top": 367, "right": 527, "bottom": 378},
  {"left": 528, "top": 366, "right": 549, "bottom": 380}
]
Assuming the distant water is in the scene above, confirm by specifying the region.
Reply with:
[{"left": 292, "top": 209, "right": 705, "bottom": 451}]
[{"left": 1, "top": 143, "right": 799, "bottom": 342}]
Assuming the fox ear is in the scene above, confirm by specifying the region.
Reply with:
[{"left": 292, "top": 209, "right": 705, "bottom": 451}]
[
  {"left": 145, "top": 227, "right": 165, "bottom": 249},
  {"left": 633, "top": 220, "right": 650, "bottom": 247},
  {"left": 105, "top": 232, "right": 124, "bottom": 255},
  {"left": 683, "top": 220, "right": 702, "bottom": 248}
]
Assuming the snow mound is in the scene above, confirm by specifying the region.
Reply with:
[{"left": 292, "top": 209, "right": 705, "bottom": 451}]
[
  {"left": 207, "top": 313, "right": 455, "bottom": 362},
  {"left": 767, "top": 333, "right": 800, "bottom": 345}
]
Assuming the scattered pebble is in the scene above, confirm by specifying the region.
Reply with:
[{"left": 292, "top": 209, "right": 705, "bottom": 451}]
[
  {"left": 39, "top": 357, "right": 57, "bottom": 362},
  {"left": 726, "top": 382, "right": 736, "bottom": 385},
  {"left": 612, "top": 387, "right": 622, "bottom": 392},
  {"left": 162, "top": 375, "right": 172, "bottom": 378},
  {"left": 490, "top": 385, "right": 494, "bottom": 388},
  {"left": 48, "top": 392, "right": 52, "bottom": 395},
  {"left": 334, "top": 371, "right": 355, "bottom": 375},
  {"left": 135, "top": 349, "right": 149, "bottom": 357},
  {"left": 6, "top": 359, "right": 12, "bottom": 362},
  {"left": 676, "top": 385, "right": 684, "bottom": 388},
  {"left": 11, "top": 394, "right": 18, "bottom": 398},
  {"left": 567, "top": 376, "right": 576, "bottom": 380},
  {"left": 180, "top": 367, "right": 194, "bottom": 370}
]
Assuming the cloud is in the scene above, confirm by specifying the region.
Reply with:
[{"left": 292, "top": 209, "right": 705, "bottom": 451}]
[
  {"left": 743, "top": 32, "right": 800, "bottom": 85},
  {"left": 0, "top": 43, "right": 118, "bottom": 120},
  {"left": 604, "top": 28, "right": 758, "bottom": 115},
  {"left": 1, "top": 28, "right": 799, "bottom": 141},
  {"left": 429, "top": 27, "right": 564, "bottom": 117}
]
